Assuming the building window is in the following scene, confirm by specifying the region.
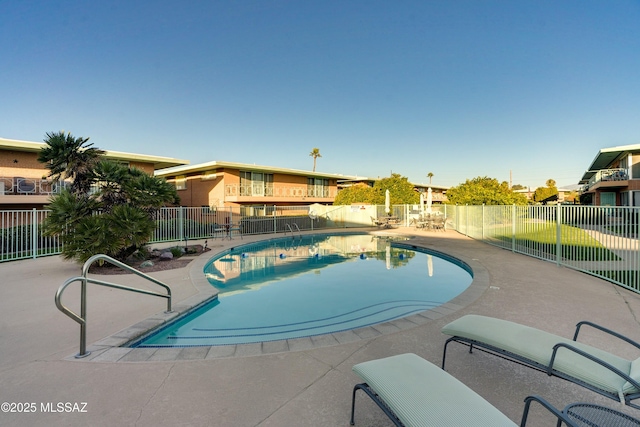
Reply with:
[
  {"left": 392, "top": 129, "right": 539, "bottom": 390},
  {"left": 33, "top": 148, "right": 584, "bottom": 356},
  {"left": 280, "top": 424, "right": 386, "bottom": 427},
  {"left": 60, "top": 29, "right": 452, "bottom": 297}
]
[
  {"left": 175, "top": 175, "right": 187, "bottom": 190},
  {"left": 307, "top": 178, "right": 329, "bottom": 197},
  {"left": 631, "top": 154, "right": 640, "bottom": 180},
  {"left": 621, "top": 191, "right": 629, "bottom": 207},
  {"left": 240, "top": 171, "right": 273, "bottom": 196},
  {"left": 600, "top": 192, "right": 616, "bottom": 206}
]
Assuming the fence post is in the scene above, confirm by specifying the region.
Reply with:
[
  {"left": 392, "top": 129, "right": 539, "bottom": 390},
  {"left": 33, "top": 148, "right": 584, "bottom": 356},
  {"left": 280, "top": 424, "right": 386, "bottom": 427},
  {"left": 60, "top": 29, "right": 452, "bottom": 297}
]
[
  {"left": 452, "top": 205, "right": 457, "bottom": 231},
  {"left": 636, "top": 209, "right": 640, "bottom": 291},
  {"left": 482, "top": 204, "right": 485, "bottom": 241},
  {"left": 273, "top": 205, "right": 277, "bottom": 234},
  {"left": 465, "top": 205, "right": 468, "bottom": 236},
  {"left": 178, "top": 206, "right": 184, "bottom": 243},
  {"left": 405, "top": 204, "right": 409, "bottom": 227},
  {"left": 512, "top": 204, "right": 516, "bottom": 253},
  {"left": 32, "top": 208, "right": 37, "bottom": 259},
  {"left": 556, "top": 203, "right": 562, "bottom": 266}
]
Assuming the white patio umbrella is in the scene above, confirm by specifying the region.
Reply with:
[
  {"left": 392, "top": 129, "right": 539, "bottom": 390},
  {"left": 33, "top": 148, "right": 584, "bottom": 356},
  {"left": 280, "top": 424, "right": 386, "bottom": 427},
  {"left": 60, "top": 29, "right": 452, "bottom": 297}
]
[
  {"left": 385, "top": 189, "right": 390, "bottom": 215},
  {"left": 426, "top": 187, "right": 433, "bottom": 214},
  {"left": 386, "top": 245, "right": 391, "bottom": 270},
  {"left": 419, "top": 192, "right": 425, "bottom": 217}
]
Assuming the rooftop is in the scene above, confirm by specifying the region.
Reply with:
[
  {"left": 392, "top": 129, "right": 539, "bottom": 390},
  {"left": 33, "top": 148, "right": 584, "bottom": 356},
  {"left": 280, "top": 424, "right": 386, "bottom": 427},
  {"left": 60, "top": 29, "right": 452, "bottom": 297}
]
[
  {"left": 0, "top": 137, "right": 190, "bottom": 170},
  {"left": 580, "top": 143, "right": 640, "bottom": 184},
  {"left": 154, "top": 159, "right": 364, "bottom": 181}
]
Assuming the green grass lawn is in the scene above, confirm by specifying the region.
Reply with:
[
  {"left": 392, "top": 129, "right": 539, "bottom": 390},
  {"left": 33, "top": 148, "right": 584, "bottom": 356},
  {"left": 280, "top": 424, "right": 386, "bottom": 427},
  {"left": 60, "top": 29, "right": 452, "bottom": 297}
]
[{"left": 491, "top": 222, "right": 620, "bottom": 261}]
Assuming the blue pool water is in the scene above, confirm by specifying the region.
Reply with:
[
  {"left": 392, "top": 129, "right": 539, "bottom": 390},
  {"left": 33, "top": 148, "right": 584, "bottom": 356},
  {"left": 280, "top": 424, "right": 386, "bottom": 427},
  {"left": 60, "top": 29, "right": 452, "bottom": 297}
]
[{"left": 134, "top": 234, "right": 472, "bottom": 347}]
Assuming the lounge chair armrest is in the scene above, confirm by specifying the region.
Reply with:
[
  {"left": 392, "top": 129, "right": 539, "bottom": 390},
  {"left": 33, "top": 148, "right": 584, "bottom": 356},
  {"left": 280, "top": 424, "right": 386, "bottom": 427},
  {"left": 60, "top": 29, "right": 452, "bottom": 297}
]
[
  {"left": 520, "top": 395, "right": 573, "bottom": 427},
  {"left": 573, "top": 321, "right": 640, "bottom": 351},
  {"left": 549, "top": 343, "right": 640, "bottom": 392}
]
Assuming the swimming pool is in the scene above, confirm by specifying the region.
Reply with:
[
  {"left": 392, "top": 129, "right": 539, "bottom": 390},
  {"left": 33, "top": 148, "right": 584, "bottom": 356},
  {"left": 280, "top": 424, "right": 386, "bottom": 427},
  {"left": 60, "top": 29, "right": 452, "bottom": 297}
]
[{"left": 133, "top": 234, "right": 473, "bottom": 347}]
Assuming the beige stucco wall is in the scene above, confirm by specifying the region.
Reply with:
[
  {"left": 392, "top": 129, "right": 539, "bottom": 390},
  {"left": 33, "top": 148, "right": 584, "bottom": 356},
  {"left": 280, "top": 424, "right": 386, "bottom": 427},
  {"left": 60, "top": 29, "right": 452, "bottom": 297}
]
[
  {"left": 0, "top": 151, "right": 47, "bottom": 178},
  {"left": 208, "top": 177, "right": 225, "bottom": 208},
  {"left": 129, "top": 161, "right": 155, "bottom": 175},
  {"left": 175, "top": 176, "right": 213, "bottom": 207},
  {"left": 1, "top": 150, "right": 159, "bottom": 178}
]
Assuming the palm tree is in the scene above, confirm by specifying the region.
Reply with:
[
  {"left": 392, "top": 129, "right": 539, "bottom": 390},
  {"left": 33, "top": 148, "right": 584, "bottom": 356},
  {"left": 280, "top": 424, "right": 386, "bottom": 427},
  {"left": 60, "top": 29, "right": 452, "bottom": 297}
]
[
  {"left": 427, "top": 172, "right": 434, "bottom": 184},
  {"left": 38, "top": 131, "right": 105, "bottom": 195},
  {"left": 38, "top": 131, "right": 180, "bottom": 262},
  {"left": 309, "top": 148, "right": 321, "bottom": 172}
]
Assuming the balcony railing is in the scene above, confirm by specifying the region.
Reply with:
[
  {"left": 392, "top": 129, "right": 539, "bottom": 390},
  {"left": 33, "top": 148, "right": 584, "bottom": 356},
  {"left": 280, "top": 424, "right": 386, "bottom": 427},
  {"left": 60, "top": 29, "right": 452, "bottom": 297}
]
[
  {"left": 583, "top": 168, "right": 629, "bottom": 191},
  {"left": 0, "top": 177, "right": 69, "bottom": 197},
  {"left": 225, "top": 184, "right": 337, "bottom": 198}
]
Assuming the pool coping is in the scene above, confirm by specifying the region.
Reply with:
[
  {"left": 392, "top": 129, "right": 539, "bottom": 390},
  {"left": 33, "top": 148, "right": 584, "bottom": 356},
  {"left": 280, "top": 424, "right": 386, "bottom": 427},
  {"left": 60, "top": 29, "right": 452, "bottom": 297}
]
[{"left": 66, "top": 231, "right": 489, "bottom": 362}]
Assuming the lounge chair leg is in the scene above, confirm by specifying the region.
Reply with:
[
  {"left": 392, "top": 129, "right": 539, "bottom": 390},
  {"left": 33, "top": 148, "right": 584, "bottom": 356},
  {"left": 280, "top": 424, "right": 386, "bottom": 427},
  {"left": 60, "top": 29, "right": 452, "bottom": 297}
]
[
  {"left": 442, "top": 338, "right": 451, "bottom": 369},
  {"left": 350, "top": 384, "right": 359, "bottom": 425},
  {"left": 350, "top": 383, "right": 403, "bottom": 426},
  {"left": 443, "top": 338, "right": 477, "bottom": 370}
]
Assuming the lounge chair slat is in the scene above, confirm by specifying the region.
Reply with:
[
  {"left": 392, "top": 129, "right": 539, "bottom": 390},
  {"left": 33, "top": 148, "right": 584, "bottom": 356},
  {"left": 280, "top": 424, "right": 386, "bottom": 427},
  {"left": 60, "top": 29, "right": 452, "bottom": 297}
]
[{"left": 352, "top": 353, "right": 516, "bottom": 426}]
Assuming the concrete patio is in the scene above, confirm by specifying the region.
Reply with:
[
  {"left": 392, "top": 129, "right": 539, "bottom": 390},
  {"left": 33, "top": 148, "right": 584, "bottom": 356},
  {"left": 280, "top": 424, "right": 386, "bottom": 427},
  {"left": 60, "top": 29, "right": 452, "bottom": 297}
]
[{"left": 1, "top": 228, "right": 640, "bottom": 426}]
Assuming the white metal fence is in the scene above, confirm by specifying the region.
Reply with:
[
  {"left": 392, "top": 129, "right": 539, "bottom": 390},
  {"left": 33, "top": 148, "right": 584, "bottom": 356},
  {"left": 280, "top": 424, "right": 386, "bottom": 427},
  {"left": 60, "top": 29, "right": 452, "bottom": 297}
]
[
  {"left": 3, "top": 204, "right": 639, "bottom": 294},
  {"left": 451, "top": 204, "right": 640, "bottom": 293},
  {"left": 1, "top": 209, "right": 63, "bottom": 261}
]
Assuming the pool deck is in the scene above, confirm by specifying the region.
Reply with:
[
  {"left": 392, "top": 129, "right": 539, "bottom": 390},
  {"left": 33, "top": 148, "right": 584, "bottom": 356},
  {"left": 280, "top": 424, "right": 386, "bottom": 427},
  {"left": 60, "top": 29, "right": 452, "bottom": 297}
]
[{"left": 2, "top": 228, "right": 640, "bottom": 426}]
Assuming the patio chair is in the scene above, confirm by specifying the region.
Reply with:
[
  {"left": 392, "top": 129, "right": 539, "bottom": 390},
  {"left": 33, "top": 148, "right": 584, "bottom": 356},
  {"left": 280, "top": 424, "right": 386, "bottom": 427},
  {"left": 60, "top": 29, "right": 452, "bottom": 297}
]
[
  {"left": 210, "top": 223, "right": 227, "bottom": 239},
  {"left": 412, "top": 216, "right": 428, "bottom": 230},
  {"left": 226, "top": 222, "right": 242, "bottom": 240},
  {"left": 350, "top": 353, "right": 603, "bottom": 426},
  {"left": 441, "top": 315, "right": 640, "bottom": 409},
  {"left": 431, "top": 215, "right": 445, "bottom": 231}
]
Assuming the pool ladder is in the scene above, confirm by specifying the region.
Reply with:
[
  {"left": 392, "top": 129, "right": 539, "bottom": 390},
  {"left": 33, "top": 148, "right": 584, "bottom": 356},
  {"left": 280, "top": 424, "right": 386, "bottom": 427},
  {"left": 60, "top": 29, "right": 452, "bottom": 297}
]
[
  {"left": 55, "top": 254, "right": 173, "bottom": 358},
  {"left": 285, "top": 223, "right": 301, "bottom": 238}
]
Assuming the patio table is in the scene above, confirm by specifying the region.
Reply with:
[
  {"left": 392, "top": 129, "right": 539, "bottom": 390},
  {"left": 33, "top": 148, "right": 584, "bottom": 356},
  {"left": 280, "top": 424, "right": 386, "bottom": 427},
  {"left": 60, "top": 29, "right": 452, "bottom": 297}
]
[
  {"left": 563, "top": 402, "right": 640, "bottom": 426},
  {"left": 378, "top": 216, "right": 400, "bottom": 229}
]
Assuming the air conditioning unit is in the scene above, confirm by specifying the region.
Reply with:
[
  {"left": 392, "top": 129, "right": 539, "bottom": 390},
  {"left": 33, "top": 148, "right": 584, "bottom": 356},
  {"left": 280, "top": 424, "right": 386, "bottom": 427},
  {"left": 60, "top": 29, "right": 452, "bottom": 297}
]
[{"left": 202, "top": 172, "right": 217, "bottom": 181}]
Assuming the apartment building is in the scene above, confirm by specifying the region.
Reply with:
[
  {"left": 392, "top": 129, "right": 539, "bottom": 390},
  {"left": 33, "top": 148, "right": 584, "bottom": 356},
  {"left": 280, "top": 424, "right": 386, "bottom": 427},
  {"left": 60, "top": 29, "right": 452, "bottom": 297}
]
[
  {"left": 0, "top": 137, "right": 189, "bottom": 210},
  {"left": 155, "top": 160, "right": 358, "bottom": 209},
  {"left": 580, "top": 143, "right": 640, "bottom": 206},
  {"left": 3, "top": 136, "right": 449, "bottom": 212}
]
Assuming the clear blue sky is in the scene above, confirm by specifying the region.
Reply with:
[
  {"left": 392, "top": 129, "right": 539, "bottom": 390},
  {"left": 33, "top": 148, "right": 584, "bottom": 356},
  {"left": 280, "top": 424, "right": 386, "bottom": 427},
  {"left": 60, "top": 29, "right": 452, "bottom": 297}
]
[{"left": 2, "top": 1, "right": 639, "bottom": 189}]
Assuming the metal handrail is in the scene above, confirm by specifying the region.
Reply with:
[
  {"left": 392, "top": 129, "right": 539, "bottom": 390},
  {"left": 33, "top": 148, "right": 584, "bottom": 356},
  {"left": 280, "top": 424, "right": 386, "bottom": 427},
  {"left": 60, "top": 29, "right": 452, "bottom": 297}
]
[
  {"left": 55, "top": 254, "right": 173, "bottom": 358},
  {"left": 284, "top": 223, "right": 301, "bottom": 237}
]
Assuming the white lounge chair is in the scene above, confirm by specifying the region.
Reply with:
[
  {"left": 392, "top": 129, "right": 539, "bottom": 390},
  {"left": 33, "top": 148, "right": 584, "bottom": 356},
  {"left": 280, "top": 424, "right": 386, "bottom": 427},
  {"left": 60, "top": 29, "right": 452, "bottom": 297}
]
[
  {"left": 442, "top": 314, "right": 640, "bottom": 408},
  {"left": 351, "top": 353, "right": 517, "bottom": 426},
  {"left": 350, "top": 353, "right": 640, "bottom": 426}
]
